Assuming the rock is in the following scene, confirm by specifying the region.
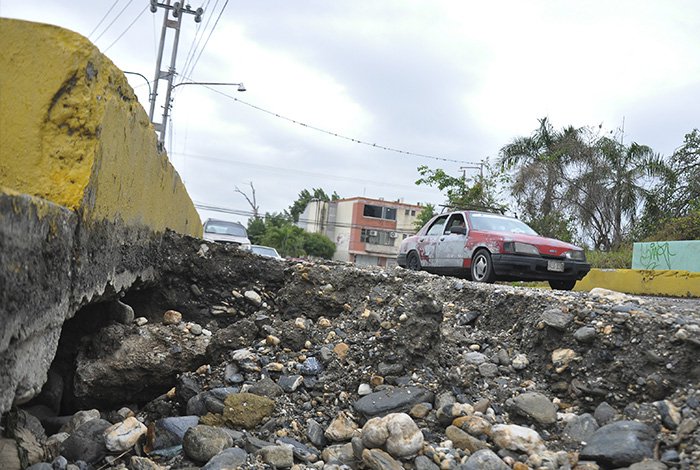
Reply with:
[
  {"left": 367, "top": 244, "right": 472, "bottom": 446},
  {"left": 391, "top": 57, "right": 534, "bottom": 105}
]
[
  {"left": 60, "top": 409, "right": 101, "bottom": 434},
  {"left": 512, "top": 392, "right": 557, "bottom": 425},
  {"left": 452, "top": 415, "right": 491, "bottom": 437},
  {"left": 654, "top": 400, "right": 681, "bottom": 430},
  {"left": 354, "top": 387, "right": 434, "bottom": 418},
  {"left": 552, "top": 348, "right": 577, "bottom": 373},
  {"left": 278, "top": 375, "right": 304, "bottom": 393},
  {"left": 462, "top": 449, "right": 510, "bottom": 470},
  {"left": 491, "top": 424, "right": 544, "bottom": 454},
  {"left": 445, "top": 425, "right": 489, "bottom": 452},
  {"left": 244, "top": 290, "right": 262, "bottom": 306},
  {"left": 201, "top": 447, "right": 248, "bottom": 470},
  {"left": 511, "top": 354, "right": 529, "bottom": 370},
  {"left": 25, "top": 464, "right": 52, "bottom": 470},
  {"left": 464, "top": 352, "right": 488, "bottom": 365},
  {"left": 628, "top": 460, "right": 668, "bottom": 470},
  {"left": 540, "top": 308, "right": 573, "bottom": 330},
  {"left": 362, "top": 448, "right": 403, "bottom": 470},
  {"left": 109, "top": 300, "right": 134, "bottom": 324},
  {"left": 306, "top": 418, "right": 326, "bottom": 448},
  {"left": 248, "top": 377, "right": 283, "bottom": 398},
  {"left": 218, "top": 392, "right": 275, "bottom": 429},
  {"left": 60, "top": 418, "right": 112, "bottom": 464},
  {"left": 187, "top": 387, "right": 239, "bottom": 416},
  {"left": 300, "top": 356, "right": 322, "bottom": 375},
  {"left": 563, "top": 413, "right": 599, "bottom": 443},
  {"left": 152, "top": 416, "right": 199, "bottom": 449},
  {"left": 594, "top": 402, "right": 618, "bottom": 426},
  {"left": 258, "top": 445, "right": 294, "bottom": 468},
  {"left": 163, "top": 310, "right": 182, "bottom": 325},
  {"left": 183, "top": 425, "right": 234, "bottom": 463},
  {"left": 130, "top": 456, "right": 164, "bottom": 470},
  {"left": 0, "top": 437, "right": 21, "bottom": 470},
  {"left": 325, "top": 411, "right": 359, "bottom": 442},
  {"left": 103, "top": 416, "right": 147, "bottom": 451},
  {"left": 574, "top": 326, "right": 597, "bottom": 343},
  {"left": 414, "top": 454, "right": 440, "bottom": 470},
  {"left": 360, "top": 413, "right": 423, "bottom": 459},
  {"left": 321, "top": 443, "right": 356, "bottom": 467},
  {"left": 580, "top": 420, "right": 656, "bottom": 467}
]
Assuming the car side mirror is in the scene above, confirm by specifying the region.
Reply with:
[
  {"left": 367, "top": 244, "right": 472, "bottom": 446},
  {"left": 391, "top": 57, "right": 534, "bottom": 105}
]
[{"left": 449, "top": 226, "right": 467, "bottom": 235}]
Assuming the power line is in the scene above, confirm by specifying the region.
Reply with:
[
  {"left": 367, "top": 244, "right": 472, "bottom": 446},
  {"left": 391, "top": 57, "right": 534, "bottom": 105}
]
[
  {"left": 170, "top": 150, "right": 444, "bottom": 192},
  {"left": 180, "top": 0, "right": 216, "bottom": 81},
  {"left": 104, "top": 4, "right": 149, "bottom": 53},
  {"left": 186, "top": 80, "right": 477, "bottom": 165},
  {"left": 89, "top": 0, "right": 121, "bottom": 39},
  {"left": 186, "top": 0, "right": 229, "bottom": 79},
  {"left": 93, "top": 0, "right": 134, "bottom": 43}
]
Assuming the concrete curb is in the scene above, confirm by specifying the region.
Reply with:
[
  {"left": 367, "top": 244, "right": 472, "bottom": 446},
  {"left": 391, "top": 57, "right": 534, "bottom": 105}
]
[{"left": 574, "top": 268, "right": 700, "bottom": 298}]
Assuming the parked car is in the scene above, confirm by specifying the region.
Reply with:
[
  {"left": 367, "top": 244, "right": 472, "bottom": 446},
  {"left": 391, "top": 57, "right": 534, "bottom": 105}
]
[
  {"left": 397, "top": 210, "right": 590, "bottom": 290},
  {"left": 202, "top": 219, "right": 251, "bottom": 246},
  {"left": 242, "top": 244, "right": 283, "bottom": 260}
]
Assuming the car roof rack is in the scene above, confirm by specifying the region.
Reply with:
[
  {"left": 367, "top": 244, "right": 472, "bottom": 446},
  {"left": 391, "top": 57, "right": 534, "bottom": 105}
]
[{"left": 438, "top": 204, "right": 506, "bottom": 215}]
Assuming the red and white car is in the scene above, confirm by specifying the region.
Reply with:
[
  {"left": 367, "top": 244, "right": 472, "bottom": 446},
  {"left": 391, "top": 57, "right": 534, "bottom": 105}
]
[{"left": 397, "top": 210, "right": 590, "bottom": 290}]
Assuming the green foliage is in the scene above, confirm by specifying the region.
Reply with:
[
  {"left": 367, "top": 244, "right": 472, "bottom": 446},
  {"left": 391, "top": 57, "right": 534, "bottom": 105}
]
[
  {"left": 288, "top": 188, "right": 340, "bottom": 222},
  {"left": 523, "top": 212, "right": 574, "bottom": 242},
  {"left": 302, "top": 232, "right": 336, "bottom": 259},
  {"left": 585, "top": 246, "right": 633, "bottom": 269},
  {"left": 413, "top": 203, "right": 436, "bottom": 231},
  {"left": 646, "top": 209, "right": 700, "bottom": 241},
  {"left": 260, "top": 224, "right": 306, "bottom": 258},
  {"left": 415, "top": 160, "right": 506, "bottom": 212},
  {"left": 247, "top": 217, "right": 266, "bottom": 245}
]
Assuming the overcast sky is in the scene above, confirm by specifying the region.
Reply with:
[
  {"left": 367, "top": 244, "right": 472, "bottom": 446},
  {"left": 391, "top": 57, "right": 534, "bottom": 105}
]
[{"left": 2, "top": 1, "right": 699, "bottom": 225}]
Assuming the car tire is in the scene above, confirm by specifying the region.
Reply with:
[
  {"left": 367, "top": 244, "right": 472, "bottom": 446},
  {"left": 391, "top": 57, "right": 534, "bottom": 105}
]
[
  {"left": 471, "top": 250, "right": 495, "bottom": 283},
  {"left": 406, "top": 251, "right": 421, "bottom": 271},
  {"left": 549, "top": 280, "right": 576, "bottom": 291}
]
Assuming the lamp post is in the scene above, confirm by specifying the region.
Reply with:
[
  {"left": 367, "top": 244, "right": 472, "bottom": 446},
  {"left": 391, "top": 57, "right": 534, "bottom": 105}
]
[
  {"left": 123, "top": 71, "right": 152, "bottom": 104},
  {"left": 157, "top": 81, "right": 246, "bottom": 146}
]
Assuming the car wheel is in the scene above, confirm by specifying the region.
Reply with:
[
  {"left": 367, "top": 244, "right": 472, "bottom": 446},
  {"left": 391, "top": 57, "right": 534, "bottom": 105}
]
[
  {"left": 406, "top": 251, "right": 421, "bottom": 271},
  {"left": 549, "top": 280, "right": 576, "bottom": 291},
  {"left": 471, "top": 250, "right": 495, "bottom": 283}
]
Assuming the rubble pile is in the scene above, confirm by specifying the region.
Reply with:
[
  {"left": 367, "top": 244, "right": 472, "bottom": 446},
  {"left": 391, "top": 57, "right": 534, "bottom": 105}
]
[{"left": 2, "top": 234, "right": 699, "bottom": 469}]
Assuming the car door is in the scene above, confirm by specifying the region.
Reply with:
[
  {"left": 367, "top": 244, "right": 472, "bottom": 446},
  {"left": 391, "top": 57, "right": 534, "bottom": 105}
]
[
  {"left": 415, "top": 215, "right": 448, "bottom": 268},
  {"left": 434, "top": 214, "right": 468, "bottom": 268}
]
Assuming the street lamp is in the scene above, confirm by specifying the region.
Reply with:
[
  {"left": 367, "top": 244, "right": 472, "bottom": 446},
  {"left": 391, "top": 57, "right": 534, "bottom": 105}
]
[
  {"left": 123, "top": 71, "right": 153, "bottom": 103},
  {"left": 157, "top": 80, "right": 246, "bottom": 146}
]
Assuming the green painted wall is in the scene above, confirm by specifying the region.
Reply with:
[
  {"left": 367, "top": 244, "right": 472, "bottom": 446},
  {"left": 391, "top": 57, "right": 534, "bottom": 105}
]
[{"left": 632, "top": 241, "right": 700, "bottom": 272}]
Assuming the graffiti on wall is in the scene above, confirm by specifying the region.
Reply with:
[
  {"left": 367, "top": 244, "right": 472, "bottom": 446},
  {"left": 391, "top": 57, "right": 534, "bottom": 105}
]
[{"left": 639, "top": 242, "right": 676, "bottom": 270}]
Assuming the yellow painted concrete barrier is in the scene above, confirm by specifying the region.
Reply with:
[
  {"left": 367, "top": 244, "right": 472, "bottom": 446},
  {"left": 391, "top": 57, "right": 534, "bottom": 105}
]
[
  {"left": 0, "top": 18, "right": 201, "bottom": 237},
  {"left": 574, "top": 268, "right": 700, "bottom": 298}
]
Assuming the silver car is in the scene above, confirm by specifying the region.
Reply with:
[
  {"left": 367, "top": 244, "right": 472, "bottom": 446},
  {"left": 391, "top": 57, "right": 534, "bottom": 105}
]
[{"left": 202, "top": 219, "right": 251, "bottom": 246}]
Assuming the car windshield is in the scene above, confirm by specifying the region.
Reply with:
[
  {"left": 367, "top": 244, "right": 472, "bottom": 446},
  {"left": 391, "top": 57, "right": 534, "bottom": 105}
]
[
  {"left": 204, "top": 221, "right": 247, "bottom": 237},
  {"left": 251, "top": 246, "right": 279, "bottom": 257},
  {"left": 468, "top": 213, "right": 538, "bottom": 235}
]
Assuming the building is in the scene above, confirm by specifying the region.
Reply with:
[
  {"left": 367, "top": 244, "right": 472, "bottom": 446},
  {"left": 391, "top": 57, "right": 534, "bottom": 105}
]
[{"left": 298, "top": 196, "right": 425, "bottom": 267}]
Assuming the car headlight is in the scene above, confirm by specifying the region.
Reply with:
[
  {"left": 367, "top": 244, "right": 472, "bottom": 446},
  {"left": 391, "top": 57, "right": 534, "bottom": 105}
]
[
  {"left": 503, "top": 241, "right": 540, "bottom": 255},
  {"left": 564, "top": 250, "right": 586, "bottom": 261}
]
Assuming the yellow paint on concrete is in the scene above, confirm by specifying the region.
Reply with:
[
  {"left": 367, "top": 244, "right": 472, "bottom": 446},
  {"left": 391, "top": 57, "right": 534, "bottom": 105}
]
[
  {"left": 0, "top": 19, "right": 201, "bottom": 237},
  {"left": 574, "top": 268, "right": 700, "bottom": 298}
]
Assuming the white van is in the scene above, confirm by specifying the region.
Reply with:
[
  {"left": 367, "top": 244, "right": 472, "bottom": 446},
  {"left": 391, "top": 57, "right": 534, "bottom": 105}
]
[{"left": 202, "top": 219, "right": 251, "bottom": 246}]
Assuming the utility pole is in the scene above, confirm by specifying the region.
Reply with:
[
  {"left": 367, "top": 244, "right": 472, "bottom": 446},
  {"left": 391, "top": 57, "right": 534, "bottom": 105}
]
[{"left": 148, "top": 0, "right": 203, "bottom": 147}]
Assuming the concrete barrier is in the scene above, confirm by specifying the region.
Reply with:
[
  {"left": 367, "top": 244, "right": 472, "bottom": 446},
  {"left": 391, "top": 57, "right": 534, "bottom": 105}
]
[
  {"left": 632, "top": 240, "right": 700, "bottom": 272},
  {"left": 0, "top": 19, "right": 203, "bottom": 414},
  {"left": 574, "top": 268, "right": 700, "bottom": 298},
  {"left": 0, "top": 18, "right": 201, "bottom": 237}
]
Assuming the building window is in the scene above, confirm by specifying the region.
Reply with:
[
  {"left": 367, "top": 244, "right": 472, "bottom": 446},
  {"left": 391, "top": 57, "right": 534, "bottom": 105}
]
[
  {"left": 360, "top": 228, "right": 396, "bottom": 246},
  {"left": 363, "top": 204, "right": 397, "bottom": 221},
  {"left": 405, "top": 209, "right": 410, "bottom": 215},
  {"left": 411, "top": 210, "right": 416, "bottom": 216}
]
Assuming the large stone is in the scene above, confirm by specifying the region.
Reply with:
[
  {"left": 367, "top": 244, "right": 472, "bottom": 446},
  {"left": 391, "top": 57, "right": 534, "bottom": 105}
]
[
  {"left": 512, "top": 392, "right": 557, "bottom": 425},
  {"left": 60, "top": 418, "right": 112, "bottom": 464},
  {"left": 580, "top": 420, "right": 656, "bottom": 467},
  {"left": 354, "top": 387, "right": 434, "bottom": 418},
  {"left": 462, "top": 449, "right": 510, "bottom": 470},
  {"left": 361, "top": 413, "right": 423, "bottom": 459},
  {"left": 216, "top": 393, "right": 275, "bottom": 429},
  {"left": 183, "top": 425, "right": 234, "bottom": 463}
]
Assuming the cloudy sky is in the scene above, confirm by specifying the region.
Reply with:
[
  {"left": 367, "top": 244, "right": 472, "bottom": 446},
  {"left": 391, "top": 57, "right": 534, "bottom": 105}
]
[{"left": 2, "top": 1, "right": 699, "bottom": 225}]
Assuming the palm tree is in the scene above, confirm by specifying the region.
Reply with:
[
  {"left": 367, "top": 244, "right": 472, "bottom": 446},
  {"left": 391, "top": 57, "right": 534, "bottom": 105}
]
[{"left": 499, "top": 118, "right": 581, "bottom": 237}]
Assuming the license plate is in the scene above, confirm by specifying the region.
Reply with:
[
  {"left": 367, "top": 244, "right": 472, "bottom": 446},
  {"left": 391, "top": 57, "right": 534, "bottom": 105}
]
[{"left": 547, "top": 260, "right": 565, "bottom": 272}]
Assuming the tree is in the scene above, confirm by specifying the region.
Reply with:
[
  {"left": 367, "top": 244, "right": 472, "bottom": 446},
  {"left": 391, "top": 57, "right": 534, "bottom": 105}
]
[
  {"left": 413, "top": 203, "right": 436, "bottom": 231},
  {"left": 235, "top": 182, "right": 259, "bottom": 218},
  {"left": 289, "top": 188, "right": 340, "bottom": 223},
  {"left": 302, "top": 232, "right": 336, "bottom": 259},
  {"left": 260, "top": 224, "right": 306, "bottom": 258},
  {"left": 415, "top": 161, "right": 505, "bottom": 212},
  {"left": 499, "top": 117, "right": 579, "bottom": 239}
]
